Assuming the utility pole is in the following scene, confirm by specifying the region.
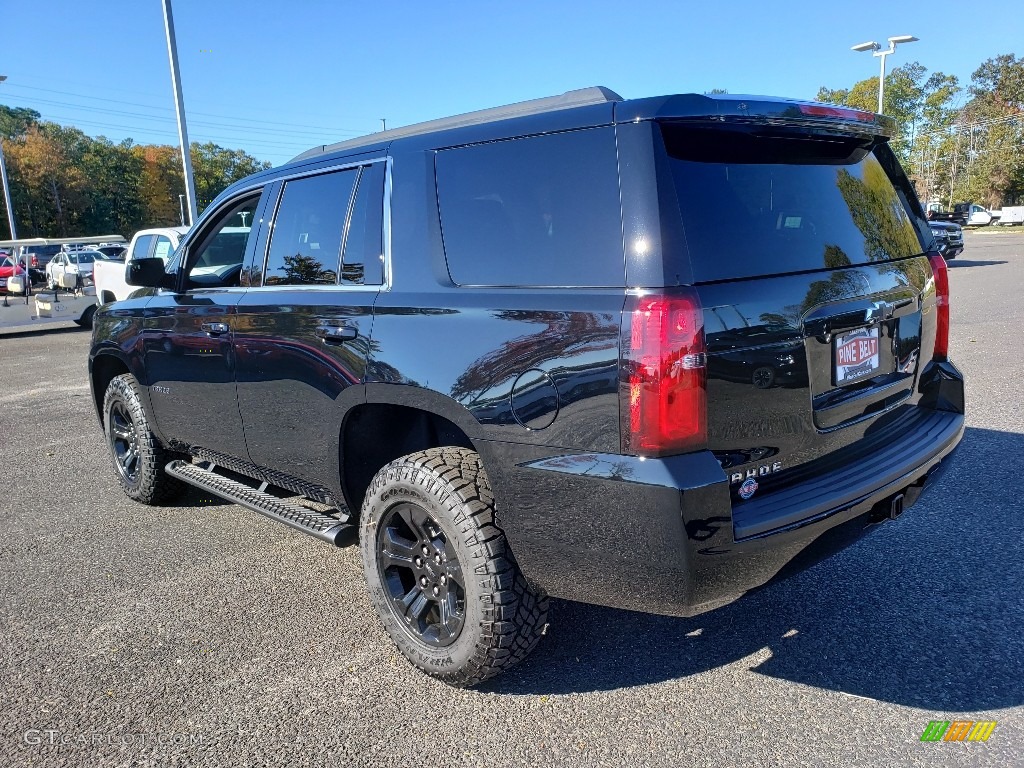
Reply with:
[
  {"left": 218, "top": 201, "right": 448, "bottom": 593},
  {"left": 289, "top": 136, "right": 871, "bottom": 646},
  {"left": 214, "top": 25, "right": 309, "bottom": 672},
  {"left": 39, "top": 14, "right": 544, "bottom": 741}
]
[
  {"left": 161, "top": 0, "right": 198, "bottom": 226},
  {"left": 381, "top": 118, "right": 387, "bottom": 132},
  {"left": 0, "top": 75, "right": 17, "bottom": 241}
]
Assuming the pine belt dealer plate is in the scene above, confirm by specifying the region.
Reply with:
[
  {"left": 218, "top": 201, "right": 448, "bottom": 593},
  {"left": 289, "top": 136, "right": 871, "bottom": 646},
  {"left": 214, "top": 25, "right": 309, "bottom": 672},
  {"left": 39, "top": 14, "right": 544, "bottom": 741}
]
[{"left": 834, "top": 326, "right": 880, "bottom": 385}]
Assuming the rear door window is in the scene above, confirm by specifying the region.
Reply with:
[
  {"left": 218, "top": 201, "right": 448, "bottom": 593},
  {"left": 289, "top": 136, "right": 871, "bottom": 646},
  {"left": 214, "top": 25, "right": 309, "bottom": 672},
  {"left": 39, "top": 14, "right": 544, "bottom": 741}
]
[
  {"left": 435, "top": 127, "right": 624, "bottom": 287},
  {"left": 263, "top": 169, "right": 358, "bottom": 286},
  {"left": 660, "top": 124, "right": 928, "bottom": 282}
]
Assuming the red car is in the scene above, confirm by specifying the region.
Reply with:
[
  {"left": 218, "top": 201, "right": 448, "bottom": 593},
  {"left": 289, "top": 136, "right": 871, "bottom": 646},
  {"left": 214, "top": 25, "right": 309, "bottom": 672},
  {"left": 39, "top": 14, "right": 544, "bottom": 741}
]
[{"left": 0, "top": 255, "right": 27, "bottom": 293}]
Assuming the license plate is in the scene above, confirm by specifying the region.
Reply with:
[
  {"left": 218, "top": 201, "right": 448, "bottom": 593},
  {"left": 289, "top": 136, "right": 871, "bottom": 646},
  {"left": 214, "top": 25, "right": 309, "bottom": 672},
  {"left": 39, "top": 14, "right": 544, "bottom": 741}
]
[{"left": 835, "top": 326, "right": 880, "bottom": 384}]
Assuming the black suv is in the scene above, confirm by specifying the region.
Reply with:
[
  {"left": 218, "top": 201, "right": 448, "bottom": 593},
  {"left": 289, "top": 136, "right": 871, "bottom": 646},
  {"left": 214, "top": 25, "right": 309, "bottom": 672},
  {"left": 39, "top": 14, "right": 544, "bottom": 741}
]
[{"left": 89, "top": 88, "right": 964, "bottom": 686}]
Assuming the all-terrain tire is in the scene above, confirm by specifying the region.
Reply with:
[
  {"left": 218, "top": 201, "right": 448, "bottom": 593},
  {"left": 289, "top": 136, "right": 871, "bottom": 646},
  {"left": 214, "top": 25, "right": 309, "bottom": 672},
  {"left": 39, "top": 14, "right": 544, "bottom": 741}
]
[
  {"left": 359, "top": 446, "right": 548, "bottom": 687},
  {"left": 102, "top": 374, "right": 185, "bottom": 505}
]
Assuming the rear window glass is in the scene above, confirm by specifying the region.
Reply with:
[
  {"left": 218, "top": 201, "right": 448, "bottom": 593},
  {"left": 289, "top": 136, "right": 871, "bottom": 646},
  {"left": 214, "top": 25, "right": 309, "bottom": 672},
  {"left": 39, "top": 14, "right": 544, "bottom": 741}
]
[
  {"left": 661, "top": 124, "right": 927, "bottom": 282},
  {"left": 436, "top": 127, "right": 624, "bottom": 287}
]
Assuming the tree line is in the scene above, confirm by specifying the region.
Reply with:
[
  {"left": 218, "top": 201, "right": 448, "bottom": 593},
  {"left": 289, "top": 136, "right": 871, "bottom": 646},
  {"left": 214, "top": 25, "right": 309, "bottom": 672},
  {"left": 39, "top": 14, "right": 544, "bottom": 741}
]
[
  {"left": 817, "top": 53, "right": 1024, "bottom": 210},
  {"left": 0, "top": 105, "right": 271, "bottom": 240},
  {"left": 2, "top": 53, "right": 1020, "bottom": 240}
]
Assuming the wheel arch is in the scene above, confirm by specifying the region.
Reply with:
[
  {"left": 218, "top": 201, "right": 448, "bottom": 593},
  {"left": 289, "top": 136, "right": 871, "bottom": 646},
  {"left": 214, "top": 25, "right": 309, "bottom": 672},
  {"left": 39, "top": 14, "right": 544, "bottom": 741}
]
[
  {"left": 340, "top": 384, "right": 483, "bottom": 514},
  {"left": 89, "top": 349, "right": 153, "bottom": 429}
]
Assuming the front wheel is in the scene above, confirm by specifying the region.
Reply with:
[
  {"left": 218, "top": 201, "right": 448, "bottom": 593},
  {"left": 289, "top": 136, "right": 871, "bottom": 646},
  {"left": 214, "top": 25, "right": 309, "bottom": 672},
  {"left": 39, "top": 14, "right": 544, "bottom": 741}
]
[
  {"left": 103, "top": 374, "right": 184, "bottom": 505},
  {"left": 359, "top": 447, "right": 548, "bottom": 687}
]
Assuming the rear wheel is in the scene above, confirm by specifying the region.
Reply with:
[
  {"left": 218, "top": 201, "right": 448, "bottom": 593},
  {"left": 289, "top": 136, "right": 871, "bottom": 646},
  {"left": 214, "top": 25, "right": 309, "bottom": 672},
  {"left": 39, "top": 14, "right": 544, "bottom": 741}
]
[
  {"left": 103, "top": 374, "right": 184, "bottom": 505},
  {"left": 75, "top": 304, "right": 97, "bottom": 328},
  {"left": 359, "top": 446, "right": 548, "bottom": 687}
]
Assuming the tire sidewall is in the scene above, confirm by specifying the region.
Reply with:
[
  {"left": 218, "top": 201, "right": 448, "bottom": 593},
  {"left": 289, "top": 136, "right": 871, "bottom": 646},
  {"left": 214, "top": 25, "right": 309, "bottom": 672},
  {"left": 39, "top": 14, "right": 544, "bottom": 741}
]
[
  {"left": 360, "top": 467, "right": 491, "bottom": 678},
  {"left": 103, "top": 379, "right": 144, "bottom": 495}
]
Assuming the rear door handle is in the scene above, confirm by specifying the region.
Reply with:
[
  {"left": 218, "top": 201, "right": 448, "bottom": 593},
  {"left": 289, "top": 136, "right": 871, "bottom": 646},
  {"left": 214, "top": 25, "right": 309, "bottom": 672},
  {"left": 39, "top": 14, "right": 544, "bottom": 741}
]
[
  {"left": 201, "top": 322, "right": 229, "bottom": 335},
  {"left": 316, "top": 325, "right": 358, "bottom": 344}
]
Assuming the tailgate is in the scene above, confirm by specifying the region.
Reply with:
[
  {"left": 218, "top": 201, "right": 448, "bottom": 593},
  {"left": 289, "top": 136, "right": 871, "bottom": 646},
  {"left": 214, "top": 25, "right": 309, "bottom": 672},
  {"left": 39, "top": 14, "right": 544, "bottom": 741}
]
[{"left": 655, "top": 119, "right": 939, "bottom": 507}]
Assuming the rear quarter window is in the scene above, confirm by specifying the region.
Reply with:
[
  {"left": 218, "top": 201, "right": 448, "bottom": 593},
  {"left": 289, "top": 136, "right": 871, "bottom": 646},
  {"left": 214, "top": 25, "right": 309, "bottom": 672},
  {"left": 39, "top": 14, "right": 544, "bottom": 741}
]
[{"left": 435, "top": 127, "right": 624, "bottom": 287}]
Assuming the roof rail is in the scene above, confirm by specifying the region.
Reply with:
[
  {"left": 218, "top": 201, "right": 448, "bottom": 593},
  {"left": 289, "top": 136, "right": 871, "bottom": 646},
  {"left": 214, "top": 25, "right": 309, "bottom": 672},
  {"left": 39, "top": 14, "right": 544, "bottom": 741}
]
[{"left": 290, "top": 86, "right": 623, "bottom": 163}]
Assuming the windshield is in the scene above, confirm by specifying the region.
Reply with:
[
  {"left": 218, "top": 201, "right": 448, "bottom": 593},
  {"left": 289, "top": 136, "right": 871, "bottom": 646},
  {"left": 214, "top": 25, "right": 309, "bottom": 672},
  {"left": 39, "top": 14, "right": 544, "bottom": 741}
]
[
  {"left": 660, "top": 124, "right": 929, "bottom": 282},
  {"left": 68, "top": 253, "right": 95, "bottom": 264}
]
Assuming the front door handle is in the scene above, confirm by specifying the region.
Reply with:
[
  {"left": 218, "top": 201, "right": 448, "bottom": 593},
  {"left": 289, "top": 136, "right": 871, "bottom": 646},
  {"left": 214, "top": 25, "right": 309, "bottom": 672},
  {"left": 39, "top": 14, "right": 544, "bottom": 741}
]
[
  {"left": 201, "top": 322, "right": 229, "bottom": 335},
  {"left": 316, "top": 325, "right": 358, "bottom": 344}
]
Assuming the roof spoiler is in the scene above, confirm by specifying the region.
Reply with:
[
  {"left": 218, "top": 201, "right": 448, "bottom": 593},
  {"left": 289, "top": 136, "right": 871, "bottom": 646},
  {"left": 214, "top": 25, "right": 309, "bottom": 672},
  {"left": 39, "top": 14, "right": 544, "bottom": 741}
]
[{"left": 617, "top": 93, "right": 896, "bottom": 139}]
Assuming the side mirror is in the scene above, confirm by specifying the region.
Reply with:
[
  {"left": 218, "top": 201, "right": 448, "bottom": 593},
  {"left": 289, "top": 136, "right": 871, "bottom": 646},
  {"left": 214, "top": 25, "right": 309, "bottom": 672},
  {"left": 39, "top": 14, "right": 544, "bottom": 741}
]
[{"left": 126, "top": 257, "right": 173, "bottom": 289}]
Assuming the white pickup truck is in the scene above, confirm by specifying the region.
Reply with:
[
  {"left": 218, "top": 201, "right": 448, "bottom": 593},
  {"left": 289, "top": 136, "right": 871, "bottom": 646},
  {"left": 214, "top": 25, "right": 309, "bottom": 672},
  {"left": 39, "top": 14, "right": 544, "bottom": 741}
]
[{"left": 93, "top": 226, "right": 189, "bottom": 304}]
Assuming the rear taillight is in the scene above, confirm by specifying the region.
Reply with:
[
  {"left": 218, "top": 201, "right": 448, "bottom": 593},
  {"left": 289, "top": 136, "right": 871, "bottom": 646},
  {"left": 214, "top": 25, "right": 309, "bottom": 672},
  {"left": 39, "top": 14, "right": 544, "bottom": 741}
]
[
  {"left": 928, "top": 252, "right": 949, "bottom": 360},
  {"left": 621, "top": 289, "right": 707, "bottom": 457},
  {"left": 31, "top": 255, "right": 38, "bottom": 267}
]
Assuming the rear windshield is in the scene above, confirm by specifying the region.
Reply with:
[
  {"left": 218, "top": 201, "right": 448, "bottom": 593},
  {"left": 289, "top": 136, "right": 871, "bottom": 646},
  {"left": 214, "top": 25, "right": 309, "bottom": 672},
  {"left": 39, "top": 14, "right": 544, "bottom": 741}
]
[{"left": 661, "top": 124, "right": 928, "bottom": 282}]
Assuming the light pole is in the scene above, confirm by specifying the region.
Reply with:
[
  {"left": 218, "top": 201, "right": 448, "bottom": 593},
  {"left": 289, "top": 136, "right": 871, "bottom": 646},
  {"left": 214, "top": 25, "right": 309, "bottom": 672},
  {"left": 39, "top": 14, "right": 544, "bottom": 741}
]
[
  {"left": 0, "top": 75, "right": 17, "bottom": 241},
  {"left": 851, "top": 35, "right": 918, "bottom": 114},
  {"left": 161, "top": 0, "right": 198, "bottom": 226}
]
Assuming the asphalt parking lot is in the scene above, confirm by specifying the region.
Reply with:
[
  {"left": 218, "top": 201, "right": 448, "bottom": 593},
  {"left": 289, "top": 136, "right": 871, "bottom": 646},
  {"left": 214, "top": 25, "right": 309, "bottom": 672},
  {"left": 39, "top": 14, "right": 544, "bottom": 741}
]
[{"left": 1, "top": 232, "right": 1022, "bottom": 767}]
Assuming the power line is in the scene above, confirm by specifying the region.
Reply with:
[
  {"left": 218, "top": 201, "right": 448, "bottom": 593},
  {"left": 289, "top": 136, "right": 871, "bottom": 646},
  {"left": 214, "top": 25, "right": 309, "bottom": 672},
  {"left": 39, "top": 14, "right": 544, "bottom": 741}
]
[
  {"left": 2, "top": 82, "right": 371, "bottom": 135},
  {"left": 1, "top": 93, "right": 359, "bottom": 142}
]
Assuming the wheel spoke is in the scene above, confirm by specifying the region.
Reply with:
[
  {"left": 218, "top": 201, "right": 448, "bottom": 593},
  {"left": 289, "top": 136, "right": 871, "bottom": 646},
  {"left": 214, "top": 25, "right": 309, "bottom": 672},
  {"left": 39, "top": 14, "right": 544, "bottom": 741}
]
[
  {"left": 111, "top": 424, "right": 132, "bottom": 441},
  {"left": 121, "top": 446, "right": 136, "bottom": 469},
  {"left": 399, "top": 587, "right": 432, "bottom": 623},
  {"left": 380, "top": 529, "right": 418, "bottom": 568},
  {"left": 444, "top": 560, "right": 464, "bottom": 588},
  {"left": 438, "top": 591, "right": 461, "bottom": 638},
  {"left": 397, "top": 504, "right": 430, "bottom": 542}
]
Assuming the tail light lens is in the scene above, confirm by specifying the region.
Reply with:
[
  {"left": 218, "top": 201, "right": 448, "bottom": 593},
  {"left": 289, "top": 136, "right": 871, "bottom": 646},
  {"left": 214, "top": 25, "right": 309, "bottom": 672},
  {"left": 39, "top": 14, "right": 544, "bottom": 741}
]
[
  {"left": 621, "top": 289, "right": 707, "bottom": 457},
  {"left": 31, "top": 255, "right": 38, "bottom": 267},
  {"left": 928, "top": 252, "right": 949, "bottom": 360}
]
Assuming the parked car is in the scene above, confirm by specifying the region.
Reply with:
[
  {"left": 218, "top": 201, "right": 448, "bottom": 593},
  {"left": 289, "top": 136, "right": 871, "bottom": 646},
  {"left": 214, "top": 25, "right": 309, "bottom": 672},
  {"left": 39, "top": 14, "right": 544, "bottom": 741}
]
[
  {"left": 929, "top": 220, "right": 964, "bottom": 259},
  {"left": 45, "top": 249, "right": 97, "bottom": 290},
  {"left": 0, "top": 255, "right": 28, "bottom": 293},
  {"left": 89, "top": 88, "right": 964, "bottom": 687},
  {"left": 93, "top": 226, "right": 188, "bottom": 305},
  {"left": 18, "top": 243, "right": 62, "bottom": 285},
  {"left": 94, "top": 244, "right": 127, "bottom": 261}
]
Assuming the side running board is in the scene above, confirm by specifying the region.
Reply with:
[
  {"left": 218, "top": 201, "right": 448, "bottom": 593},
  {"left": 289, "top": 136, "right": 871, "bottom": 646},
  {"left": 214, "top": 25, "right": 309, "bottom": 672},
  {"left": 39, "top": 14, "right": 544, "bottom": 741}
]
[{"left": 165, "top": 460, "right": 357, "bottom": 547}]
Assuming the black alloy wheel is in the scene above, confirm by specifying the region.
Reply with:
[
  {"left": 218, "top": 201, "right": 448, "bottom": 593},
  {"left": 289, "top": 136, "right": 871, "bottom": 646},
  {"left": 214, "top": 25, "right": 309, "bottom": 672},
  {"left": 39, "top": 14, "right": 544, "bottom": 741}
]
[
  {"left": 376, "top": 502, "right": 466, "bottom": 647},
  {"left": 359, "top": 447, "right": 549, "bottom": 686},
  {"left": 109, "top": 400, "right": 141, "bottom": 485}
]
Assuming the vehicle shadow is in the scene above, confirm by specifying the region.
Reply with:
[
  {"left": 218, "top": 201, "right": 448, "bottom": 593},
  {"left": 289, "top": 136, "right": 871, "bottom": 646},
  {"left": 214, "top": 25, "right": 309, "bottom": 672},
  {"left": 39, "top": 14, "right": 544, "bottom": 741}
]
[
  {"left": 947, "top": 260, "right": 1007, "bottom": 268},
  {"left": 485, "top": 426, "right": 1024, "bottom": 711}
]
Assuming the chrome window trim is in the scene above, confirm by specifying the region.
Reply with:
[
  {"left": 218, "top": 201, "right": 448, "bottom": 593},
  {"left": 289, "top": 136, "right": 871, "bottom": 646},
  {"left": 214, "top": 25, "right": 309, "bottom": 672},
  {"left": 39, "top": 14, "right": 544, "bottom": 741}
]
[{"left": 177, "top": 156, "right": 392, "bottom": 294}]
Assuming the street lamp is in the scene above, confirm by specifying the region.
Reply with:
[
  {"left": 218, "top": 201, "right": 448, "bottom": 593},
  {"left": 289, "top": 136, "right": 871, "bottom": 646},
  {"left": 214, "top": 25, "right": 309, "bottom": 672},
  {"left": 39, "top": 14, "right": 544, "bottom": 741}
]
[{"left": 851, "top": 35, "right": 918, "bottom": 114}]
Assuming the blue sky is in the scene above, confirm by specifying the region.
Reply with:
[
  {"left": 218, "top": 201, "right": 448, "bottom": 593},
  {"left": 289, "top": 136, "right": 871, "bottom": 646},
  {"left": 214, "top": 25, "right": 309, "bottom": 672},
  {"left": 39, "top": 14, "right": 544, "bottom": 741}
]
[{"left": 2, "top": 0, "right": 1020, "bottom": 166}]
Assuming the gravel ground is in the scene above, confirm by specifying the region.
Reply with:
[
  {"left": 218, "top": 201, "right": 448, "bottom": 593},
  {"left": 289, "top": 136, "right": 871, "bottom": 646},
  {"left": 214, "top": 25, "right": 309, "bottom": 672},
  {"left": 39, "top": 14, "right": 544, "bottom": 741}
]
[{"left": 1, "top": 232, "right": 1022, "bottom": 767}]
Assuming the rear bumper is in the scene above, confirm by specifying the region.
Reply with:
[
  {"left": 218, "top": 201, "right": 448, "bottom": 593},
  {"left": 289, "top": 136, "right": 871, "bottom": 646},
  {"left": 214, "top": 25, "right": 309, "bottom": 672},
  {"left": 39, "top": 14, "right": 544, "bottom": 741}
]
[{"left": 480, "top": 363, "right": 965, "bottom": 618}]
